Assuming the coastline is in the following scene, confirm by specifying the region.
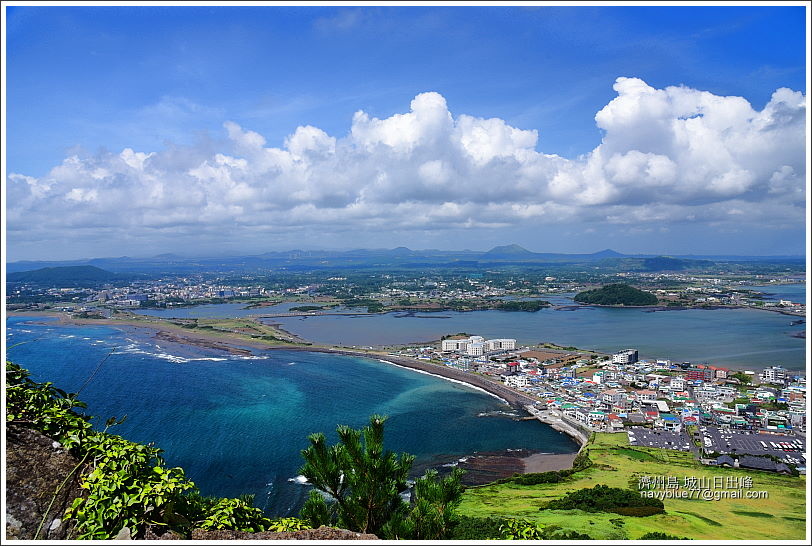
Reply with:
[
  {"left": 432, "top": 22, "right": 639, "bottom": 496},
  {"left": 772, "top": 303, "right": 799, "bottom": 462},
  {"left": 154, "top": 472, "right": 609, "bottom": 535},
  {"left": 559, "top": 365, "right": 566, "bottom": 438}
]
[{"left": 7, "top": 310, "right": 585, "bottom": 477}]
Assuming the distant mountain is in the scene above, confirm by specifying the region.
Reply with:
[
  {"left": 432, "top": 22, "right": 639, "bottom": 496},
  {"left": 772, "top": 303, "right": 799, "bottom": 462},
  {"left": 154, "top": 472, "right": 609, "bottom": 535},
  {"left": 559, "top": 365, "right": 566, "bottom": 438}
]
[
  {"left": 6, "top": 265, "right": 121, "bottom": 285},
  {"left": 590, "top": 249, "right": 624, "bottom": 258},
  {"left": 484, "top": 244, "right": 535, "bottom": 257},
  {"left": 6, "top": 247, "right": 804, "bottom": 276}
]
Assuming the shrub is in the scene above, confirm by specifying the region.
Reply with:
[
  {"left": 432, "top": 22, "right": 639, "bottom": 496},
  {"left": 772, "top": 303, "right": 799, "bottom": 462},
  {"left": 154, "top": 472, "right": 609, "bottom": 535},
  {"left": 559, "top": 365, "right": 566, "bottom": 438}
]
[
  {"left": 639, "top": 531, "right": 689, "bottom": 539},
  {"left": 541, "top": 484, "right": 664, "bottom": 516}
]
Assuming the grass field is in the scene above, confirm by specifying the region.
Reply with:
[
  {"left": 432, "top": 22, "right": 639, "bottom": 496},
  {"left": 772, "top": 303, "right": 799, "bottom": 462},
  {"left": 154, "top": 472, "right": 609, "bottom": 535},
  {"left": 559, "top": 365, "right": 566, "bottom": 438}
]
[{"left": 458, "top": 432, "right": 807, "bottom": 540}]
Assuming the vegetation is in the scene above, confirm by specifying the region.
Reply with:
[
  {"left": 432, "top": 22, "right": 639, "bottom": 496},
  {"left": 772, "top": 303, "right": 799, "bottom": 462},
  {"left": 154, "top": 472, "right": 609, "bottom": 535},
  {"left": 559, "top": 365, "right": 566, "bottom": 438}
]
[
  {"left": 299, "top": 415, "right": 465, "bottom": 539},
  {"left": 730, "top": 371, "right": 753, "bottom": 384},
  {"left": 495, "top": 300, "right": 551, "bottom": 312},
  {"left": 541, "top": 484, "right": 664, "bottom": 516},
  {"left": 6, "top": 265, "right": 123, "bottom": 285},
  {"left": 574, "top": 283, "right": 659, "bottom": 306},
  {"left": 458, "top": 432, "right": 805, "bottom": 540},
  {"left": 288, "top": 305, "right": 325, "bottom": 312},
  {"left": 6, "top": 362, "right": 308, "bottom": 539},
  {"left": 639, "top": 531, "right": 689, "bottom": 539}
]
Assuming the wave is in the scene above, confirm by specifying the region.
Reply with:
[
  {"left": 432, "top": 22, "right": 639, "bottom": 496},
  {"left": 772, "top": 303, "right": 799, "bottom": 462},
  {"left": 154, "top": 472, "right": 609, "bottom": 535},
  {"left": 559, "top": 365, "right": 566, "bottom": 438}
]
[
  {"left": 235, "top": 355, "right": 270, "bottom": 360},
  {"left": 477, "top": 410, "right": 520, "bottom": 418},
  {"left": 376, "top": 359, "right": 509, "bottom": 405},
  {"left": 287, "top": 475, "right": 309, "bottom": 485}
]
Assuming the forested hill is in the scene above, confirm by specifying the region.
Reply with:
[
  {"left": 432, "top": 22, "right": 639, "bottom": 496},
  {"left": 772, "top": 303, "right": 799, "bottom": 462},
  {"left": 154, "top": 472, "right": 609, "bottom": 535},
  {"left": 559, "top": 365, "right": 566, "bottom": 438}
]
[
  {"left": 6, "top": 265, "right": 123, "bottom": 286},
  {"left": 574, "top": 284, "right": 659, "bottom": 306}
]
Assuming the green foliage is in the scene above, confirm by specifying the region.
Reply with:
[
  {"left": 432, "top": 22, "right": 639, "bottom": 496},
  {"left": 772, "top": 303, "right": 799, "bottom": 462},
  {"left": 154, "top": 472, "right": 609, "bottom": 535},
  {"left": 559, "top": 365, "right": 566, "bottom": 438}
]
[
  {"left": 495, "top": 300, "right": 550, "bottom": 312},
  {"left": 639, "top": 531, "right": 689, "bottom": 539},
  {"left": 448, "top": 515, "right": 508, "bottom": 539},
  {"left": 731, "top": 372, "right": 752, "bottom": 384},
  {"left": 299, "top": 415, "right": 465, "bottom": 539},
  {"left": 194, "top": 497, "right": 270, "bottom": 533},
  {"left": 288, "top": 305, "right": 325, "bottom": 312},
  {"left": 383, "top": 468, "right": 465, "bottom": 540},
  {"left": 574, "top": 284, "right": 659, "bottom": 306},
  {"left": 66, "top": 434, "right": 194, "bottom": 539},
  {"left": 541, "top": 484, "right": 664, "bottom": 516},
  {"left": 498, "top": 518, "right": 592, "bottom": 540},
  {"left": 6, "top": 361, "right": 92, "bottom": 451}
]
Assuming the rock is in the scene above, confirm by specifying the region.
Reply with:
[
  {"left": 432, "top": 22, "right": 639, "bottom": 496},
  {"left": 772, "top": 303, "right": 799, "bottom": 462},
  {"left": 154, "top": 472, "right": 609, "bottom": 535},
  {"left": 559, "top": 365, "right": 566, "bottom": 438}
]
[
  {"left": 5, "top": 426, "right": 84, "bottom": 540},
  {"left": 114, "top": 526, "right": 132, "bottom": 540},
  {"left": 190, "top": 525, "right": 379, "bottom": 540}
]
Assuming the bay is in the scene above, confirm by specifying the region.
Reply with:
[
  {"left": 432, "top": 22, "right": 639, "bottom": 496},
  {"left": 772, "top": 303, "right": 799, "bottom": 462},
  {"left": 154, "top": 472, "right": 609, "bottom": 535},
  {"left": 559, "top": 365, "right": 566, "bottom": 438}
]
[
  {"left": 5, "top": 316, "right": 577, "bottom": 516},
  {"left": 268, "top": 305, "right": 805, "bottom": 371}
]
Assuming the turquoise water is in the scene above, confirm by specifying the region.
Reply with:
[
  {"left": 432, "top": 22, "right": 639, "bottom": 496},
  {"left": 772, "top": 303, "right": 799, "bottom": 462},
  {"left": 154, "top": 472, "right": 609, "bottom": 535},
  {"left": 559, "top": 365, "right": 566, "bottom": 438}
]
[{"left": 5, "top": 316, "right": 577, "bottom": 516}]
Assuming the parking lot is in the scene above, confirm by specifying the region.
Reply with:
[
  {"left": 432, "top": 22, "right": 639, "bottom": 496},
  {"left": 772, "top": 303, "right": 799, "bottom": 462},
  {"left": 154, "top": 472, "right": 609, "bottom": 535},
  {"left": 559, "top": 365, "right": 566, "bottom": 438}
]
[
  {"left": 627, "top": 428, "right": 692, "bottom": 451},
  {"left": 699, "top": 427, "right": 806, "bottom": 466}
]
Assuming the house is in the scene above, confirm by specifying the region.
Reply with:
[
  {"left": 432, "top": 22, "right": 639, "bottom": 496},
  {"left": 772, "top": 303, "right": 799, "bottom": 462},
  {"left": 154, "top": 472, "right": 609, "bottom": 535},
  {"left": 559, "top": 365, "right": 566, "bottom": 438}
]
[
  {"left": 636, "top": 389, "right": 658, "bottom": 403},
  {"left": 716, "top": 455, "right": 735, "bottom": 467},
  {"left": 656, "top": 414, "right": 682, "bottom": 431}
]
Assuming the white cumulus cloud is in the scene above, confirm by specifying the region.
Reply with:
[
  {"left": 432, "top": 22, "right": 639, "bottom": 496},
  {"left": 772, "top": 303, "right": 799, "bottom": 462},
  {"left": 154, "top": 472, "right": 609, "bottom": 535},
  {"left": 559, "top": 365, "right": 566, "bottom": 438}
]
[{"left": 7, "top": 78, "right": 806, "bottom": 257}]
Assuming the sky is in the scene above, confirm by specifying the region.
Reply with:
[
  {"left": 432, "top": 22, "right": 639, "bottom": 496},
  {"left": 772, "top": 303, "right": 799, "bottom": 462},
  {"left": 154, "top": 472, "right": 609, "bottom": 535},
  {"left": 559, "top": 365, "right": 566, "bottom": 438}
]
[{"left": 3, "top": 2, "right": 809, "bottom": 261}]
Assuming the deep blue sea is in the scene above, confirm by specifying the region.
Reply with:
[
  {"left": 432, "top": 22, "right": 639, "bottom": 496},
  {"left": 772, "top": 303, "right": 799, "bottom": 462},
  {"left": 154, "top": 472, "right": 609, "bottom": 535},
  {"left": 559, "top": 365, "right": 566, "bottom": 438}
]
[{"left": 5, "top": 316, "right": 577, "bottom": 516}]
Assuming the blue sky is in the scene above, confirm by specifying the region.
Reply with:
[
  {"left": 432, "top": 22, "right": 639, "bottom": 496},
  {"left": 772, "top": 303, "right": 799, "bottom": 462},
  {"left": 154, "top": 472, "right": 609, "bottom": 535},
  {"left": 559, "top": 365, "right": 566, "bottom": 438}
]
[{"left": 4, "top": 4, "right": 809, "bottom": 260}]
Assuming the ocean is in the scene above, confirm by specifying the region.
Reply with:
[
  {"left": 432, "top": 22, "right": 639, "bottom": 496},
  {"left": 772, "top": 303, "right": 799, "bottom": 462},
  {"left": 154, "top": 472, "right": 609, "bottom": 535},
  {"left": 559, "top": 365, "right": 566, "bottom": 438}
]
[{"left": 5, "top": 316, "right": 578, "bottom": 516}]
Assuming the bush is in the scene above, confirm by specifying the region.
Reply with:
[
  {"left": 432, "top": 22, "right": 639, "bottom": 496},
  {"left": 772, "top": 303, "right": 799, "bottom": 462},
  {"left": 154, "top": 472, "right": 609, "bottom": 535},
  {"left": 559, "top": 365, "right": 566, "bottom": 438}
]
[
  {"left": 498, "top": 518, "right": 592, "bottom": 540},
  {"left": 541, "top": 484, "right": 664, "bottom": 516},
  {"left": 448, "top": 516, "right": 507, "bottom": 539},
  {"left": 639, "top": 531, "right": 689, "bottom": 539}
]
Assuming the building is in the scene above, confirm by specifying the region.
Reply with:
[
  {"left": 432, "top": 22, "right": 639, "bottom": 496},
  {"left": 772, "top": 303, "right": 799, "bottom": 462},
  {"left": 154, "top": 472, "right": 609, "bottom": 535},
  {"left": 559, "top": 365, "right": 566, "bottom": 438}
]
[
  {"left": 762, "top": 366, "right": 787, "bottom": 384},
  {"left": 504, "top": 375, "right": 530, "bottom": 389},
  {"left": 613, "top": 349, "right": 639, "bottom": 364},
  {"left": 685, "top": 366, "right": 714, "bottom": 382},
  {"left": 637, "top": 389, "right": 658, "bottom": 403},
  {"left": 441, "top": 335, "right": 516, "bottom": 356}
]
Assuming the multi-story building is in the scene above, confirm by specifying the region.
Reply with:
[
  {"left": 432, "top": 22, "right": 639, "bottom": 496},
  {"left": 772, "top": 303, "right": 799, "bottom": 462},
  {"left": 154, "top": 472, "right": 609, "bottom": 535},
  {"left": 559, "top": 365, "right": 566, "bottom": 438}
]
[
  {"left": 613, "top": 349, "right": 639, "bottom": 364},
  {"left": 761, "top": 366, "right": 787, "bottom": 384},
  {"left": 441, "top": 335, "right": 516, "bottom": 356}
]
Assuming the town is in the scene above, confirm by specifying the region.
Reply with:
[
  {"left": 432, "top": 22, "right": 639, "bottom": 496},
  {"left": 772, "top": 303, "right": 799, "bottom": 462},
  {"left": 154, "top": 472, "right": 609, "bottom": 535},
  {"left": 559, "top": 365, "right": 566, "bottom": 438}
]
[
  {"left": 393, "top": 334, "right": 806, "bottom": 475},
  {"left": 6, "top": 267, "right": 807, "bottom": 320}
]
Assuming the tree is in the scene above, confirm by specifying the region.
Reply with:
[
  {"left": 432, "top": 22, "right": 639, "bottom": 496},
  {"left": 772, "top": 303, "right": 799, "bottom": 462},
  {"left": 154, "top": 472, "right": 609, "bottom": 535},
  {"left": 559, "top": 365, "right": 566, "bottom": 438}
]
[{"left": 298, "top": 415, "right": 464, "bottom": 539}]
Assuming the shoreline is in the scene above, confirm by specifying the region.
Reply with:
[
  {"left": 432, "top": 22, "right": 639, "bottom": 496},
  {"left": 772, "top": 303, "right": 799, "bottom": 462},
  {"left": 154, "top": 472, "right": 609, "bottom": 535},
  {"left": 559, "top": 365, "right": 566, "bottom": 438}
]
[{"left": 7, "top": 311, "right": 586, "bottom": 474}]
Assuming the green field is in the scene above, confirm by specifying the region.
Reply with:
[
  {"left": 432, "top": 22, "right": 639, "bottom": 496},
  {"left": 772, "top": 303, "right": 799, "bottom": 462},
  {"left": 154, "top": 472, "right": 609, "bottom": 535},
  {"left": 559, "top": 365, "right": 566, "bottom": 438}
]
[{"left": 458, "top": 433, "right": 806, "bottom": 540}]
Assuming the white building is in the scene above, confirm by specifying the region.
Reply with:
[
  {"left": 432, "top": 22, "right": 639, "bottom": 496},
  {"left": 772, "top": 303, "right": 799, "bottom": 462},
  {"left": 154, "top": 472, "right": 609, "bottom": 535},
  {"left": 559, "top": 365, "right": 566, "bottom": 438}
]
[
  {"left": 761, "top": 366, "right": 787, "bottom": 384},
  {"left": 442, "top": 335, "right": 516, "bottom": 356},
  {"left": 441, "top": 338, "right": 469, "bottom": 352},
  {"left": 504, "top": 375, "right": 530, "bottom": 388},
  {"left": 670, "top": 376, "right": 687, "bottom": 392},
  {"left": 486, "top": 338, "right": 516, "bottom": 351},
  {"left": 613, "top": 349, "right": 639, "bottom": 364},
  {"left": 466, "top": 342, "right": 485, "bottom": 357}
]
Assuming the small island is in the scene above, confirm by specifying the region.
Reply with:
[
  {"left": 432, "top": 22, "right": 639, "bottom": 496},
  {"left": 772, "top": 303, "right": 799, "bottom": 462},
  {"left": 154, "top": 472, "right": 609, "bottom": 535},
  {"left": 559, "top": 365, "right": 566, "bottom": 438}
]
[
  {"left": 495, "top": 300, "right": 551, "bottom": 312},
  {"left": 574, "top": 283, "right": 659, "bottom": 306}
]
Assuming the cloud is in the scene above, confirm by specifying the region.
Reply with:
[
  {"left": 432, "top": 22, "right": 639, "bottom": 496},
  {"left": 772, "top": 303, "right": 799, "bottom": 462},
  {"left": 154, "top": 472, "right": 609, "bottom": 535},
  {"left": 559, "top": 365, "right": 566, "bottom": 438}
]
[{"left": 7, "top": 79, "right": 806, "bottom": 256}]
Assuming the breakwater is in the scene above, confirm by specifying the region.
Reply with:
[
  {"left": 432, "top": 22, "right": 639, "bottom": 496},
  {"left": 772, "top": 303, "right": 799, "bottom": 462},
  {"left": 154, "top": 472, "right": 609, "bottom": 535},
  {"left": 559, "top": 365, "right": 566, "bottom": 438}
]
[{"left": 524, "top": 406, "right": 591, "bottom": 447}]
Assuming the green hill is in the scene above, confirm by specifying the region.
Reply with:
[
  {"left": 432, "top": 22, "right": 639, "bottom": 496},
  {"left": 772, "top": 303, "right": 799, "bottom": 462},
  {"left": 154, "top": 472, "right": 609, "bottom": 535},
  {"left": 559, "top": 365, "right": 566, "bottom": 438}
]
[
  {"left": 574, "top": 283, "right": 658, "bottom": 306},
  {"left": 6, "top": 265, "right": 119, "bottom": 285}
]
